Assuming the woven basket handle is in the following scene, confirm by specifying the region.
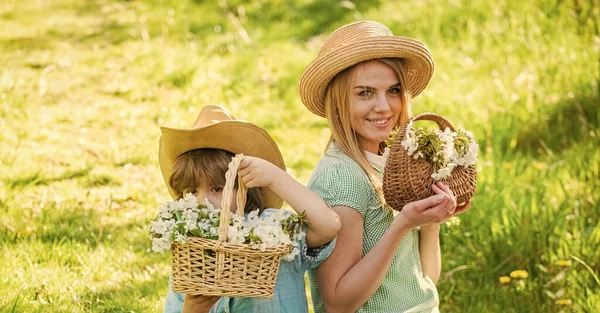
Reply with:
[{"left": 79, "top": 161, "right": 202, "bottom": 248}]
[
  {"left": 411, "top": 112, "right": 456, "bottom": 132},
  {"left": 217, "top": 154, "right": 248, "bottom": 242}
]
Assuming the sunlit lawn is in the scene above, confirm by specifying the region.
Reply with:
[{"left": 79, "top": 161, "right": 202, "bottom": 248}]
[{"left": 1, "top": 0, "right": 599, "bottom": 312}]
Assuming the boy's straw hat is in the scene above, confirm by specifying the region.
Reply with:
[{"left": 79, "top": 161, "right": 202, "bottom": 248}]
[
  {"left": 158, "top": 105, "right": 285, "bottom": 208},
  {"left": 299, "top": 20, "right": 435, "bottom": 117}
]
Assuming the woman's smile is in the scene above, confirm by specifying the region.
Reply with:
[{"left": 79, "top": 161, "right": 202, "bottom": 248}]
[{"left": 350, "top": 60, "right": 403, "bottom": 153}]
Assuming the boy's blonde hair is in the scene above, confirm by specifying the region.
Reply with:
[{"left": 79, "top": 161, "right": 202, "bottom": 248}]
[
  {"left": 324, "top": 58, "right": 412, "bottom": 204},
  {"left": 168, "top": 148, "right": 265, "bottom": 213}
]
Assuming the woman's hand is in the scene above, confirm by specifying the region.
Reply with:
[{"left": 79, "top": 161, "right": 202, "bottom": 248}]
[
  {"left": 238, "top": 156, "right": 284, "bottom": 189},
  {"left": 181, "top": 294, "right": 220, "bottom": 313},
  {"left": 396, "top": 181, "right": 470, "bottom": 229},
  {"left": 438, "top": 180, "right": 472, "bottom": 219},
  {"left": 452, "top": 198, "right": 472, "bottom": 216}
]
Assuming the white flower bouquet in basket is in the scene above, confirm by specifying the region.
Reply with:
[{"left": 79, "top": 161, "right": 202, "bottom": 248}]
[
  {"left": 149, "top": 155, "right": 306, "bottom": 298},
  {"left": 149, "top": 194, "right": 305, "bottom": 261},
  {"left": 382, "top": 113, "right": 479, "bottom": 211}
]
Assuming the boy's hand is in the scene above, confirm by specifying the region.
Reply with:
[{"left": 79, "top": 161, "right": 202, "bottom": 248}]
[
  {"left": 238, "top": 156, "right": 284, "bottom": 188},
  {"left": 182, "top": 294, "right": 220, "bottom": 313}
]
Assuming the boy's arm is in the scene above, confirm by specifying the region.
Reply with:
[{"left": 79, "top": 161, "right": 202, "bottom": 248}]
[
  {"left": 238, "top": 156, "right": 341, "bottom": 248},
  {"left": 181, "top": 295, "right": 220, "bottom": 313}
]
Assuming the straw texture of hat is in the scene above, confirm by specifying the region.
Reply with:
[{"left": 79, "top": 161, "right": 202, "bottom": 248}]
[
  {"left": 158, "top": 105, "right": 285, "bottom": 208},
  {"left": 299, "top": 20, "right": 435, "bottom": 117}
]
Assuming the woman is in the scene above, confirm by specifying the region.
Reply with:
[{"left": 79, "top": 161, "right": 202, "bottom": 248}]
[{"left": 299, "top": 21, "right": 472, "bottom": 313}]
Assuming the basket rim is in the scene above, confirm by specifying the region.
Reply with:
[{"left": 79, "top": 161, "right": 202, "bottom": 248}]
[{"left": 172, "top": 236, "right": 290, "bottom": 255}]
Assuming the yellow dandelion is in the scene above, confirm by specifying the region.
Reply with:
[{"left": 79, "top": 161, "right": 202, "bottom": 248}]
[
  {"left": 556, "top": 260, "right": 571, "bottom": 267},
  {"left": 509, "top": 270, "right": 529, "bottom": 279},
  {"left": 499, "top": 276, "right": 511, "bottom": 284},
  {"left": 532, "top": 161, "right": 544, "bottom": 170},
  {"left": 556, "top": 299, "right": 572, "bottom": 305}
]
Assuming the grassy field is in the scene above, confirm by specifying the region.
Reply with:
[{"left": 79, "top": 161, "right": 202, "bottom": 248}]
[{"left": 1, "top": 0, "right": 599, "bottom": 312}]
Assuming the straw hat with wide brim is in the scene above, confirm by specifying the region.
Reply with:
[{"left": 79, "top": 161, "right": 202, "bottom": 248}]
[
  {"left": 299, "top": 20, "right": 435, "bottom": 117},
  {"left": 158, "top": 105, "right": 285, "bottom": 208}
]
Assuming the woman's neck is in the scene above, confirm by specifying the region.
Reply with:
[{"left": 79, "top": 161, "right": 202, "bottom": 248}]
[{"left": 358, "top": 140, "right": 380, "bottom": 155}]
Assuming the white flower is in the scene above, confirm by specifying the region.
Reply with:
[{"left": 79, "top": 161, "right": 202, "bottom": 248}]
[
  {"left": 149, "top": 219, "right": 167, "bottom": 235},
  {"left": 401, "top": 137, "right": 419, "bottom": 156},
  {"left": 182, "top": 210, "right": 199, "bottom": 231},
  {"left": 451, "top": 128, "right": 478, "bottom": 166},
  {"left": 183, "top": 193, "right": 199, "bottom": 206},
  {"left": 152, "top": 237, "right": 171, "bottom": 253},
  {"left": 282, "top": 247, "right": 300, "bottom": 261},
  {"left": 150, "top": 197, "right": 306, "bottom": 259},
  {"left": 158, "top": 203, "right": 173, "bottom": 219},
  {"left": 401, "top": 120, "right": 420, "bottom": 157},
  {"left": 382, "top": 147, "right": 390, "bottom": 162},
  {"left": 228, "top": 228, "right": 247, "bottom": 244},
  {"left": 401, "top": 133, "right": 419, "bottom": 156},
  {"left": 150, "top": 219, "right": 175, "bottom": 236},
  {"left": 431, "top": 163, "right": 456, "bottom": 180},
  {"left": 174, "top": 232, "right": 188, "bottom": 243},
  {"left": 434, "top": 128, "right": 454, "bottom": 164},
  {"left": 465, "top": 141, "right": 479, "bottom": 165}
]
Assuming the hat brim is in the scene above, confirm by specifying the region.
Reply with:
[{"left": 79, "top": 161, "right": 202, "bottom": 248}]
[
  {"left": 299, "top": 36, "right": 434, "bottom": 117},
  {"left": 158, "top": 121, "right": 285, "bottom": 209}
]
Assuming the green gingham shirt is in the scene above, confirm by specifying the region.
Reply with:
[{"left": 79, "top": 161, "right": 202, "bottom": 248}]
[{"left": 307, "top": 143, "right": 439, "bottom": 313}]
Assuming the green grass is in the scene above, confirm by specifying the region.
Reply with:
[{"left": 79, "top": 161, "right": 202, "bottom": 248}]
[{"left": 1, "top": 0, "right": 598, "bottom": 312}]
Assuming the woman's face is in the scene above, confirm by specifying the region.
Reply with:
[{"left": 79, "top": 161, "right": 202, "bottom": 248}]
[
  {"left": 192, "top": 181, "right": 238, "bottom": 213},
  {"left": 349, "top": 60, "right": 403, "bottom": 154}
]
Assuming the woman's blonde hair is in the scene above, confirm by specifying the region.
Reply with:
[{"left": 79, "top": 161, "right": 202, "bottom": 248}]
[
  {"left": 168, "top": 149, "right": 265, "bottom": 213},
  {"left": 324, "top": 58, "right": 412, "bottom": 204}
]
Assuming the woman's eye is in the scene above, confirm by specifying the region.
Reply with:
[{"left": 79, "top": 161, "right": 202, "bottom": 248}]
[
  {"left": 211, "top": 187, "right": 223, "bottom": 193},
  {"left": 358, "top": 89, "right": 373, "bottom": 97},
  {"left": 190, "top": 189, "right": 198, "bottom": 195},
  {"left": 388, "top": 87, "right": 400, "bottom": 94}
]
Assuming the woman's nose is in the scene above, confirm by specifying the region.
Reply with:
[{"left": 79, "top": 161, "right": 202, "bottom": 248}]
[{"left": 373, "top": 94, "right": 390, "bottom": 112}]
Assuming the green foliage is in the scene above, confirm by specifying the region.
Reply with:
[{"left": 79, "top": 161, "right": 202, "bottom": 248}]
[{"left": 0, "top": 0, "right": 598, "bottom": 312}]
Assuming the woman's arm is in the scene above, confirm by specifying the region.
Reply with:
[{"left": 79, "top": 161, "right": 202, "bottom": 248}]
[
  {"left": 316, "top": 192, "right": 454, "bottom": 313},
  {"left": 316, "top": 206, "right": 410, "bottom": 313},
  {"left": 238, "top": 156, "right": 341, "bottom": 248},
  {"left": 419, "top": 224, "right": 441, "bottom": 284},
  {"left": 419, "top": 183, "right": 472, "bottom": 284}
]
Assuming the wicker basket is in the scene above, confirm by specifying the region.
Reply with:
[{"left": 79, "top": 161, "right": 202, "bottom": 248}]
[
  {"left": 383, "top": 113, "right": 477, "bottom": 211},
  {"left": 171, "top": 154, "right": 289, "bottom": 298}
]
